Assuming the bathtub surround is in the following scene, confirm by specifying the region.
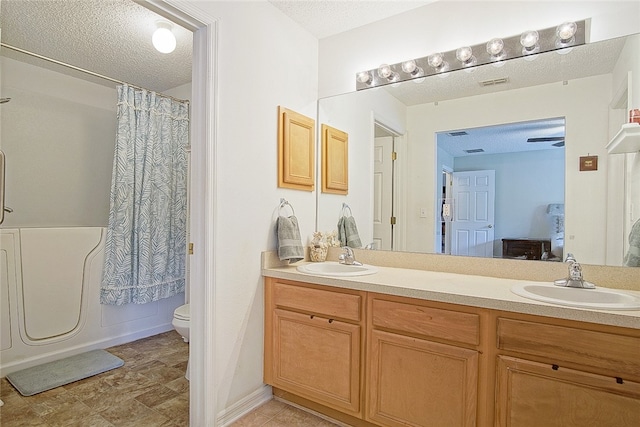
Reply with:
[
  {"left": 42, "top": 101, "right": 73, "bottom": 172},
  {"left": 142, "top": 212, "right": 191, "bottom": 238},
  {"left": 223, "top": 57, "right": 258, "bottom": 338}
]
[
  {"left": 0, "top": 227, "right": 183, "bottom": 377},
  {"left": 101, "top": 85, "right": 189, "bottom": 305}
]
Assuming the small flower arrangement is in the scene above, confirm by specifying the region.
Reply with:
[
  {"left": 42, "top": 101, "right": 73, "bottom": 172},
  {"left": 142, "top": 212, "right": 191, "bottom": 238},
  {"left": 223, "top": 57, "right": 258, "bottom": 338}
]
[{"left": 309, "top": 230, "right": 340, "bottom": 262}]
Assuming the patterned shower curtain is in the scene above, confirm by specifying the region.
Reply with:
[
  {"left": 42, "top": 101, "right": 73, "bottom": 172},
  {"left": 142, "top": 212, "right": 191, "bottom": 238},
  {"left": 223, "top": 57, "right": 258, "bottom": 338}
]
[{"left": 101, "top": 85, "right": 189, "bottom": 305}]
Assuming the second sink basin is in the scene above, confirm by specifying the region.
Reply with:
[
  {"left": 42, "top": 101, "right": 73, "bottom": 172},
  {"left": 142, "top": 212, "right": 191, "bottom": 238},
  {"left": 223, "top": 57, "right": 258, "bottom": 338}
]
[
  {"left": 296, "top": 261, "right": 378, "bottom": 277},
  {"left": 511, "top": 283, "right": 640, "bottom": 310}
]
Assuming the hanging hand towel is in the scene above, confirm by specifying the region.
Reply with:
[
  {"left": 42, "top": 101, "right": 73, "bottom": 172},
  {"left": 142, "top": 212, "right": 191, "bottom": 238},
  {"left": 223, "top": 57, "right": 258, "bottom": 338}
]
[
  {"left": 337, "top": 204, "right": 362, "bottom": 248},
  {"left": 277, "top": 201, "right": 304, "bottom": 263},
  {"left": 623, "top": 218, "right": 640, "bottom": 267}
]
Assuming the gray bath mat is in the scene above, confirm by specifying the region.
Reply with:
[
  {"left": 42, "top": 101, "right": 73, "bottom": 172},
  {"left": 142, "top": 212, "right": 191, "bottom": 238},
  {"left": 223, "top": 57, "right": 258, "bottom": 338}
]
[{"left": 6, "top": 349, "right": 124, "bottom": 396}]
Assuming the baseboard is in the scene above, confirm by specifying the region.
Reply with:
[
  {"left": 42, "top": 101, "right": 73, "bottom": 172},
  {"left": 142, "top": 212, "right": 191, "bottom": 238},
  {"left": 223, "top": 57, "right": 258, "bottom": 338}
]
[
  {"left": 0, "top": 323, "right": 174, "bottom": 377},
  {"left": 216, "top": 385, "right": 273, "bottom": 426}
]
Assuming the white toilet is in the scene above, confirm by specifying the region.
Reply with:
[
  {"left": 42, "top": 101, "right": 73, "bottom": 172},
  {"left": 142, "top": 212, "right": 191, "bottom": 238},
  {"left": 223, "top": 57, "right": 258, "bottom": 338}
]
[{"left": 172, "top": 303, "right": 190, "bottom": 380}]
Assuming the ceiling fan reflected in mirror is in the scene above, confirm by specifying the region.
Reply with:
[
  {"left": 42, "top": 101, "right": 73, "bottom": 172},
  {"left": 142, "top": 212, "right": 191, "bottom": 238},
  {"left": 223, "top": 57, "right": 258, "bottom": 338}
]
[{"left": 527, "top": 136, "right": 565, "bottom": 147}]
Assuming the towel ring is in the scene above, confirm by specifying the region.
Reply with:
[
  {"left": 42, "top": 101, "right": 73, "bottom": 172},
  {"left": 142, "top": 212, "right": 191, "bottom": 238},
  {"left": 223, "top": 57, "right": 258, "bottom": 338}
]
[
  {"left": 341, "top": 202, "right": 352, "bottom": 217},
  {"left": 279, "top": 198, "right": 295, "bottom": 216}
]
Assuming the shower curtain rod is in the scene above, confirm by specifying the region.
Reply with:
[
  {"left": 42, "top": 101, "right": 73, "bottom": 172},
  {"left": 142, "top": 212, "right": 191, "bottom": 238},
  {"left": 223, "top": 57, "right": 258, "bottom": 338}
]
[{"left": 1, "top": 42, "right": 189, "bottom": 104}]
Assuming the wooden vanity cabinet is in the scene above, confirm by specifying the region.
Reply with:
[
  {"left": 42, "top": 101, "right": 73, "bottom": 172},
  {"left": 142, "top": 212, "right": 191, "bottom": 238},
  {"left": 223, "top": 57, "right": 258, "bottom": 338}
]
[
  {"left": 366, "top": 294, "right": 485, "bottom": 427},
  {"left": 264, "top": 277, "right": 640, "bottom": 427},
  {"left": 264, "top": 278, "right": 365, "bottom": 417},
  {"left": 494, "top": 314, "right": 640, "bottom": 427}
]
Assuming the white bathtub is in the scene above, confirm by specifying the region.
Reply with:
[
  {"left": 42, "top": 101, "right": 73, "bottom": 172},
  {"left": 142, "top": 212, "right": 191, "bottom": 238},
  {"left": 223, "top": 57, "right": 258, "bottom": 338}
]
[{"left": 0, "top": 227, "right": 184, "bottom": 376}]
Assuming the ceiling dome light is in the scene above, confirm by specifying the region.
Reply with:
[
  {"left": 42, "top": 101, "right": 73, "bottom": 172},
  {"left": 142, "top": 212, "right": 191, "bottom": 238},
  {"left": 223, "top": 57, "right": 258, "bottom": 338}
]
[{"left": 152, "top": 21, "right": 176, "bottom": 54}]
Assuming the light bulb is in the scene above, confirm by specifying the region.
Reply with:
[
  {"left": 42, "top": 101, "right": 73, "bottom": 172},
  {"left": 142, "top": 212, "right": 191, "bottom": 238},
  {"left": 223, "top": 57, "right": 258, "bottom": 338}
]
[
  {"left": 401, "top": 60, "right": 423, "bottom": 77},
  {"left": 427, "top": 53, "right": 444, "bottom": 68},
  {"left": 456, "top": 46, "right": 473, "bottom": 63},
  {"left": 377, "top": 64, "right": 398, "bottom": 81},
  {"left": 520, "top": 30, "right": 539, "bottom": 49},
  {"left": 486, "top": 38, "right": 504, "bottom": 57},
  {"left": 556, "top": 21, "right": 577, "bottom": 42},
  {"left": 377, "top": 64, "right": 391, "bottom": 78},
  {"left": 152, "top": 22, "right": 176, "bottom": 54},
  {"left": 401, "top": 60, "right": 417, "bottom": 74},
  {"left": 455, "top": 46, "right": 476, "bottom": 67},
  {"left": 356, "top": 71, "right": 372, "bottom": 84}
]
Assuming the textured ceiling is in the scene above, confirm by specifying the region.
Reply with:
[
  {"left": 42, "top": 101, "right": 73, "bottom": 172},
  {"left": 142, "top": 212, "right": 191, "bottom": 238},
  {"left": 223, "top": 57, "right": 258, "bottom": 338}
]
[
  {"left": 269, "top": 0, "right": 434, "bottom": 39},
  {"left": 0, "top": 0, "right": 193, "bottom": 93},
  {"left": 0, "top": 0, "right": 433, "bottom": 93}
]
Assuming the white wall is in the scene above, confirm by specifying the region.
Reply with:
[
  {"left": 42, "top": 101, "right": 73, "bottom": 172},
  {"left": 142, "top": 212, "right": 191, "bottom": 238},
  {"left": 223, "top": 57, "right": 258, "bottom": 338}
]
[
  {"left": 318, "top": 0, "right": 640, "bottom": 97},
  {"left": 183, "top": 0, "right": 319, "bottom": 414},
  {"left": 1, "top": 57, "right": 116, "bottom": 227}
]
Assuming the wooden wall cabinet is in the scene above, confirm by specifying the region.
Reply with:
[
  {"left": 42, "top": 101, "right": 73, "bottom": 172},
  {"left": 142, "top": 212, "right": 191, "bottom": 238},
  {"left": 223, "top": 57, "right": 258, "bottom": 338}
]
[
  {"left": 321, "top": 124, "right": 348, "bottom": 194},
  {"left": 278, "top": 106, "right": 315, "bottom": 191}
]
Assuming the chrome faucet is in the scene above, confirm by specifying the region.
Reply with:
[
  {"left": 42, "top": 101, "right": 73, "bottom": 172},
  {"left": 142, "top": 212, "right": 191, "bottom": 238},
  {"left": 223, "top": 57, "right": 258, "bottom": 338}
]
[
  {"left": 339, "top": 246, "right": 362, "bottom": 266},
  {"left": 554, "top": 253, "right": 595, "bottom": 289}
]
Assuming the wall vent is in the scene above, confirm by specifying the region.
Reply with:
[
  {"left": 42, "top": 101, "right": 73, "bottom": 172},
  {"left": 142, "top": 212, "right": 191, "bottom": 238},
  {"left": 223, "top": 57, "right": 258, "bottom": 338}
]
[
  {"left": 448, "top": 131, "right": 468, "bottom": 137},
  {"left": 464, "top": 148, "right": 485, "bottom": 153},
  {"left": 479, "top": 77, "right": 509, "bottom": 87}
]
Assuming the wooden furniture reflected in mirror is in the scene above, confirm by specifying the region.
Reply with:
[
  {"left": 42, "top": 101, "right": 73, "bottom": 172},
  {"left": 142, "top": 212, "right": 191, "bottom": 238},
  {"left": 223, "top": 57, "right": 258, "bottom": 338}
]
[
  {"left": 278, "top": 106, "right": 315, "bottom": 191},
  {"left": 321, "top": 124, "right": 348, "bottom": 195},
  {"left": 502, "top": 238, "right": 551, "bottom": 260}
]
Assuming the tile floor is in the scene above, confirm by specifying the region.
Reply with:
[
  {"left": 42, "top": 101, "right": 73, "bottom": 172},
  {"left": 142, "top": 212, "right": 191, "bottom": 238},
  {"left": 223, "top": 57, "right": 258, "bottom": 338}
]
[
  {"left": 229, "top": 399, "right": 340, "bottom": 427},
  {"left": 1, "top": 330, "right": 342, "bottom": 427},
  {"left": 0, "top": 330, "right": 189, "bottom": 427}
]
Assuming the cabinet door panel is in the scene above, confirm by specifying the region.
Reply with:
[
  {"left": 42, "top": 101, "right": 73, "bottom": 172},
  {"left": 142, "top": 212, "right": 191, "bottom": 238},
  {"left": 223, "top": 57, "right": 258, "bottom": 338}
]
[
  {"left": 496, "top": 356, "right": 640, "bottom": 427},
  {"left": 273, "top": 309, "right": 361, "bottom": 414},
  {"left": 367, "top": 329, "right": 478, "bottom": 427}
]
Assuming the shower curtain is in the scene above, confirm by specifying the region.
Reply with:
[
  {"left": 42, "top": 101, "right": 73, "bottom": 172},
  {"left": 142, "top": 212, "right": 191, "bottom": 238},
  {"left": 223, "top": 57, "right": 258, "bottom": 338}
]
[{"left": 101, "top": 85, "right": 189, "bottom": 305}]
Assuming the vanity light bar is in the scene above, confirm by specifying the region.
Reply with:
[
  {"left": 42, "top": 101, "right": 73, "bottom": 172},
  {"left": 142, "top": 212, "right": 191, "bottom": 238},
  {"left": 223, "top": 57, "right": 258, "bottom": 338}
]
[{"left": 355, "top": 20, "right": 587, "bottom": 90}]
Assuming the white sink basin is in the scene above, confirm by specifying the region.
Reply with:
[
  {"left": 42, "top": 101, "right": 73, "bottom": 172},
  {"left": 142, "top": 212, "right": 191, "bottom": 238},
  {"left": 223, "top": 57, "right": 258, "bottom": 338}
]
[
  {"left": 296, "top": 261, "right": 378, "bottom": 277},
  {"left": 511, "top": 283, "right": 640, "bottom": 310}
]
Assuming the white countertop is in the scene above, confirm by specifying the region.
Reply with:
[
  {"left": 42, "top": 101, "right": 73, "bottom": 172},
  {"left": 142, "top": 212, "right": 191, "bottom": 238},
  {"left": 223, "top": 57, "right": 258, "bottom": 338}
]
[{"left": 262, "top": 262, "right": 640, "bottom": 330}]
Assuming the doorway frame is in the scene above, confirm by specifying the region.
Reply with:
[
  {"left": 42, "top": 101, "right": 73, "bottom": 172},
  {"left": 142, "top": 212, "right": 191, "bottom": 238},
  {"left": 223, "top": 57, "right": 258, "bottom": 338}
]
[{"left": 142, "top": 1, "right": 217, "bottom": 425}]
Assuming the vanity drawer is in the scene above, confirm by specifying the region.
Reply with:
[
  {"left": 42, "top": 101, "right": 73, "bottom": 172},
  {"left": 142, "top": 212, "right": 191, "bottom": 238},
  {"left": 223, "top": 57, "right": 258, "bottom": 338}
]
[
  {"left": 371, "top": 297, "right": 480, "bottom": 346},
  {"left": 497, "top": 317, "right": 640, "bottom": 377},
  {"left": 273, "top": 281, "right": 362, "bottom": 322}
]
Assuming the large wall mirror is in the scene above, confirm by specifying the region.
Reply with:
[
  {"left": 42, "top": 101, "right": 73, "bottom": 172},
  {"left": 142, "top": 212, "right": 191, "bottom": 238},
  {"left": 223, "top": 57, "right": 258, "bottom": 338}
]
[{"left": 317, "top": 32, "right": 640, "bottom": 267}]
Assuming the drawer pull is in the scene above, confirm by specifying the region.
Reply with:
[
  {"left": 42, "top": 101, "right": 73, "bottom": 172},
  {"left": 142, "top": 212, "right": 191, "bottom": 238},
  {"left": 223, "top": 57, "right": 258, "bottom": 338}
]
[
  {"left": 552, "top": 364, "right": 559, "bottom": 371},
  {"left": 310, "top": 315, "right": 314, "bottom": 319},
  {"left": 328, "top": 319, "right": 334, "bottom": 323},
  {"left": 616, "top": 377, "right": 624, "bottom": 384}
]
